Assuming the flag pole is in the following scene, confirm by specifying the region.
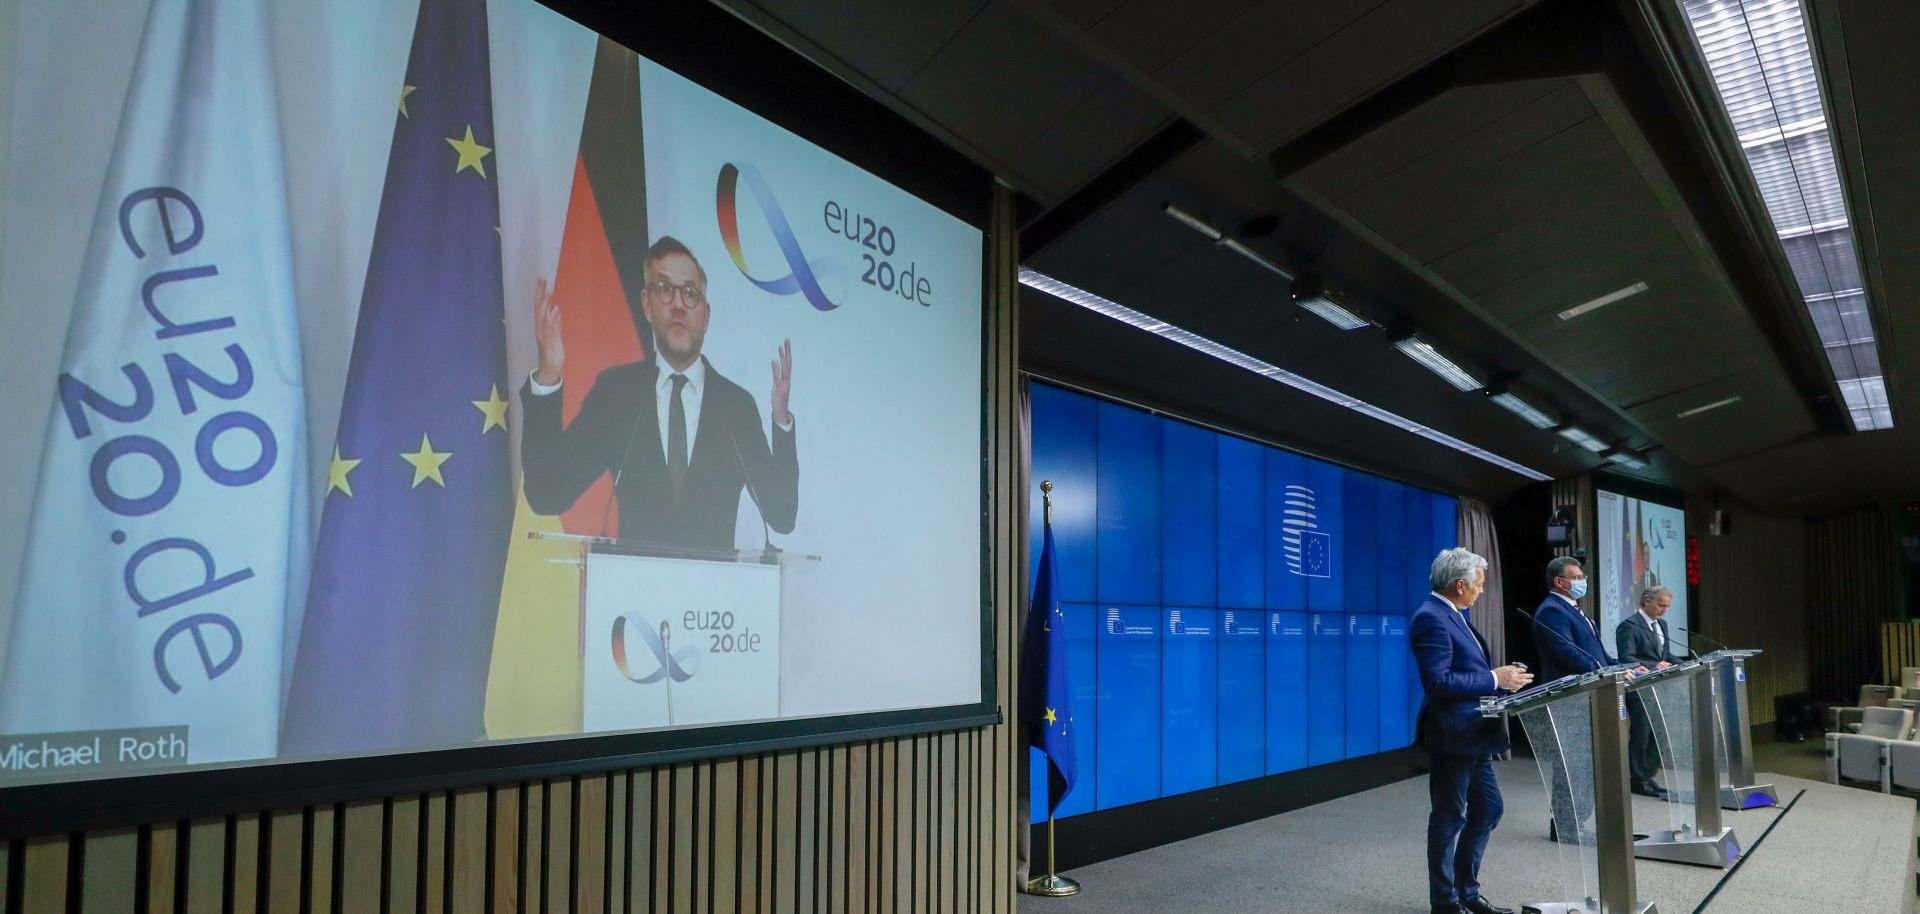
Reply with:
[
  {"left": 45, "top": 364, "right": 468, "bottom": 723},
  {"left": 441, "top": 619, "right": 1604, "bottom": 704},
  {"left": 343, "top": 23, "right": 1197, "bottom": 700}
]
[{"left": 1024, "top": 482, "right": 1081, "bottom": 898}]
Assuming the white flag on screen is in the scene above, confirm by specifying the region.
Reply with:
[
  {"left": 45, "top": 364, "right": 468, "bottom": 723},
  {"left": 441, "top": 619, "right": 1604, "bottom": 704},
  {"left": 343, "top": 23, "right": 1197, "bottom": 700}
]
[{"left": 0, "top": 0, "right": 309, "bottom": 766}]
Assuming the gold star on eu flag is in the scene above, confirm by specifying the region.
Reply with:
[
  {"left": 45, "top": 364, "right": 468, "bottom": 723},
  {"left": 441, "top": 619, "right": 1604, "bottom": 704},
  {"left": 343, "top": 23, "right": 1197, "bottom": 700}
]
[
  {"left": 1043, "top": 707, "right": 1058, "bottom": 726},
  {"left": 471, "top": 385, "right": 508, "bottom": 433},
  {"left": 446, "top": 125, "right": 491, "bottom": 178},
  {"left": 400, "top": 434, "right": 451, "bottom": 488},
  {"left": 327, "top": 445, "right": 361, "bottom": 497},
  {"left": 398, "top": 84, "right": 416, "bottom": 118}
]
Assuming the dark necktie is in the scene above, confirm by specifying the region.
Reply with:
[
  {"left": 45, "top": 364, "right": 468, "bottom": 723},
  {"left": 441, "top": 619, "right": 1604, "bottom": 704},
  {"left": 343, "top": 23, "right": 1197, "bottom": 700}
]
[{"left": 667, "top": 373, "right": 688, "bottom": 502}]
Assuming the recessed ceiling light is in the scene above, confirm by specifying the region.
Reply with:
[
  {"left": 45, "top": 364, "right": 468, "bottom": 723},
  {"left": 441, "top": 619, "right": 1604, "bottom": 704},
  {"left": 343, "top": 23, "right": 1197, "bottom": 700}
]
[
  {"left": 1554, "top": 425, "right": 1610, "bottom": 453},
  {"left": 1677, "top": 395, "right": 1743, "bottom": 418},
  {"left": 1557, "top": 282, "right": 1650, "bottom": 321},
  {"left": 1391, "top": 333, "right": 1485, "bottom": 392},
  {"left": 1291, "top": 271, "right": 1369, "bottom": 331},
  {"left": 1602, "top": 447, "right": 1649, "bottom": 469},
  {"left": 1018, "top": 267, "right": 1550, "bottom": 480},
  {"left": 1487, "top": 388, "right": 1557, "bottom": 430}
]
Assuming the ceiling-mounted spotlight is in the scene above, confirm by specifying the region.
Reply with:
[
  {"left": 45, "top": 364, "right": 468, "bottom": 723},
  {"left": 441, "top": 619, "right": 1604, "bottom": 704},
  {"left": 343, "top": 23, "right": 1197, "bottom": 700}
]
[
  {"left": 1554, "top": 424, "right": 1610, "bottom": 454},
  {"left": 1391, "top": 331, "right": 1484, "bottom": 392},
  {"left": 1602, "top": 447, "right": 1649, "bottom": 470},
  {"left": 1291, "top": 271, "right": 1369, "bottom": 331},
  {"left": 1484, "top": 384, "right": 1557, "bottom": 430}
]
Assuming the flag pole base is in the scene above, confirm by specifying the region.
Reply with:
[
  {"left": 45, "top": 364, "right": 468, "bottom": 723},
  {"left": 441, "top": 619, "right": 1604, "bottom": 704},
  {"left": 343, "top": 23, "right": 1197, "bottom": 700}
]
[{"left": 1024, "top": 874, "right": 1081, "bottom": 897}]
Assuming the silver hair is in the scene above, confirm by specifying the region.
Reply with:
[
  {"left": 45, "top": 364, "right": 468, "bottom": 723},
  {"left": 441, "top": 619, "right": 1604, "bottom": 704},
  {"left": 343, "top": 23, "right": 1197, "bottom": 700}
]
[
  {"left": 1639, "top": 584, "right": 1673, "bottom": 607},
  {"left": 1430, "top": 547, "right": 1489, "bottom": 593}
]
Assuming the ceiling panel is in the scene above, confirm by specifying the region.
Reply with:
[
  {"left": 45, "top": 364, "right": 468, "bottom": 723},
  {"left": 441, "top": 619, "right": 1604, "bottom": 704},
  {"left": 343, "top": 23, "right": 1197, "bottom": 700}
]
[
  {"left": 1006, "top": 79, "right": 1172, "bottom": 200},
  {"left": 898, "top": 2, "right": 1118, "bottom": 166},
  {"left": 1082, "top": 0, "right": 1264, "bottom": 74},
  {"left": 1214, "top": 0, "right": 1523, "bottom": 150},
  {"left": 742, "top": 0, "right": 991, "bottom": 92},
  {"left": 1149, "top": 1, "right": 1381, "bottom": 122}
]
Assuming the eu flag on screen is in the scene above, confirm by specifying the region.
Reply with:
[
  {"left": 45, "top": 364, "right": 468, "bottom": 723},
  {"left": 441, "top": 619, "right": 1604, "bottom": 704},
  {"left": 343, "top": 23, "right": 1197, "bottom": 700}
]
[
  {"left": 280, "top": 0, "right": 512, "bottom": 755},
  {"left": 1021, "top": 518, "right": 1079, "bottom": 815}
]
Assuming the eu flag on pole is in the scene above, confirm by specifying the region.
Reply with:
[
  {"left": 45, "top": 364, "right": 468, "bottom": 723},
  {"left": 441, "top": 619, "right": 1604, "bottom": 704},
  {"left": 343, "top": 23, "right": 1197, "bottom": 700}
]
[
  {"left": 280, "top": 0, "right": 512, "bottom": 755},
  {"left": 1021, "top": 513, "right": 1078, "bottom": 815}
]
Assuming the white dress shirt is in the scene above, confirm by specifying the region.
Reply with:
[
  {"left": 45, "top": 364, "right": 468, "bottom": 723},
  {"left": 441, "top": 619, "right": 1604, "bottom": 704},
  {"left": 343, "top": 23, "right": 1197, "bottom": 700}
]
[{"left": 1636, "top": 609, "right": 1666, "bottom": 654}]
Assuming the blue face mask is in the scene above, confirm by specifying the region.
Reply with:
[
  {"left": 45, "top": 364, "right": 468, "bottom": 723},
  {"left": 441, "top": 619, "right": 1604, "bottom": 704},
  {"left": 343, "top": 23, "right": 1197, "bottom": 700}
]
[{"left": 1568, "top": 578, "right": 1589, "bottom": 600}]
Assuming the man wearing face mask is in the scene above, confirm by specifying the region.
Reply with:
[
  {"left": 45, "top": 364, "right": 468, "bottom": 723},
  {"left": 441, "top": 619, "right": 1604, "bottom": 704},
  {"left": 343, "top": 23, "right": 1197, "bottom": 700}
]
[
  {"left": 1532, "top": 557, "right": 1647, "bottom": 840},
  {"left": 1533, "top": 557, "right": 1617, "bottom": 683}
]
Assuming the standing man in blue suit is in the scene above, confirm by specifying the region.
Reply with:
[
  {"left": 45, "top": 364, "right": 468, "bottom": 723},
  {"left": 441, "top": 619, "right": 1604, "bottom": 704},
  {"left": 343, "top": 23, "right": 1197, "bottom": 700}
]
[
  {"left": 1532, "top": 556, "right": 1615, "bottom": 682},
  {"left": 1531, "top": 556, "right": 1648, "bottom": 838},
  {"left": 1412, "top": 548, "right": 1534, "bottom": 914}
]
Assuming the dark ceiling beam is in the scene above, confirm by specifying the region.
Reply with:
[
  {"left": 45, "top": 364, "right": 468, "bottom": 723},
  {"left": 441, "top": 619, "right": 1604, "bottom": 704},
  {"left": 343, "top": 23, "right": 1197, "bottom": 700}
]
[
  {"left": 1019, "top": 118, "right": 1206, "bottom": 256},
  {"left": 1268, "top": 0, "right": 1607, "bottom": 179}
]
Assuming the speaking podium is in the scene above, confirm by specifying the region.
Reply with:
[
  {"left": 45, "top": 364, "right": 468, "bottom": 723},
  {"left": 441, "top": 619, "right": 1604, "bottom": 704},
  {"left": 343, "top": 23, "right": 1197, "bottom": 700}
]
[
  {"left": 1706, "top": 649, "right": 1775, "bottom": 809},
  {"left": 1623, "top": 657, "right": 1740, "bottom": 868},
  {"left": 1483, "top": 668, "right": 1655, "bottom": 914},
  {"left": 533, "top": 533, "right": 817, "bottom": 733}
]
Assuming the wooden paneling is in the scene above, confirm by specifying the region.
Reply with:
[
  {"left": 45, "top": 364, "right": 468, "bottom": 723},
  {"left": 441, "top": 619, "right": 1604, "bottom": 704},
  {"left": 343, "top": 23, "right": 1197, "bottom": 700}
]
[
  {"left": 1878, "top": 623, "right": 1920, "bottom": 685},
  {"left": 1808, "top": 507, "right": 1901, "bottom": 699},
  {"left": 8, "top": 185, "right": 1022, "bottom": 914},
  {"left": 1691, "top": 500, "right": 1810, "bottom": 726}
]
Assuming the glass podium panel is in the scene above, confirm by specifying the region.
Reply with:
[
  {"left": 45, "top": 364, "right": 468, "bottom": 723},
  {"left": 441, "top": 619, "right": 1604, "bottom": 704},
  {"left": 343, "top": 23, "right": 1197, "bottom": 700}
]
[
  {"left": 1518, "top": 700, "right": 1601, "bottom": 910},
  {"left": 1641, "top": 673, "right": 1697, "bottom": 833}
]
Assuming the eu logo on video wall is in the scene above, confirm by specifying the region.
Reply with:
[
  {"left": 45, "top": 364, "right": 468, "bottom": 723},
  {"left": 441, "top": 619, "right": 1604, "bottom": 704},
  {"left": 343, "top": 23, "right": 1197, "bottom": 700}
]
[{"left": 1028, "top": 383, "right": 1457, "bottom": 820}]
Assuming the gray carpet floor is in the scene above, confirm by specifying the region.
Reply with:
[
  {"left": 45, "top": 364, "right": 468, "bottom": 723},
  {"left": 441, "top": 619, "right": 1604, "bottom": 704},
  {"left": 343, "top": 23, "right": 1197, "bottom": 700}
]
[{"left": 1021, "top": 763, "right": 1916, "bottom": 914}]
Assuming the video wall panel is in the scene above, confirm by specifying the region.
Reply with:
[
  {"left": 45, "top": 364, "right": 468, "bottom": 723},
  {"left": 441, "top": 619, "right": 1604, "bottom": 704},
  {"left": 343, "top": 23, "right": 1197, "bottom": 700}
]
[{"left": 1029, "top": 382, "right": 1460, "bottom": 819}]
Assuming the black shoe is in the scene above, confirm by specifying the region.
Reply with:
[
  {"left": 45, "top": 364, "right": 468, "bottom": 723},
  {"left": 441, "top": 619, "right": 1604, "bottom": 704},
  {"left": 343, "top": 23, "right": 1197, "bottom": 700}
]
[
  {"left": 1463, "top": 898, "right": 1515, "bottom": 914},
  {"left": 1431, "top": 905, "right": 1468, "bottom": 914},
  {"left": 1631, "top": 783, "right": 1664, "bottom": 798}
]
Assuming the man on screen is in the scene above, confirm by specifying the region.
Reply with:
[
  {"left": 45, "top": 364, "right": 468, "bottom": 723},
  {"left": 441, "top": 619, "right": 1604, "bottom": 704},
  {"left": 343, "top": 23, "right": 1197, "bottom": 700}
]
[
  {"left": 520, "top": 235, "right": 798, "bottom": 550},
  {"left": 1616, "top": 585, "right": 1684, "bottom": 798},
  {"left": 1411, "top": 548, "right": 1533, "bottom": 914}
]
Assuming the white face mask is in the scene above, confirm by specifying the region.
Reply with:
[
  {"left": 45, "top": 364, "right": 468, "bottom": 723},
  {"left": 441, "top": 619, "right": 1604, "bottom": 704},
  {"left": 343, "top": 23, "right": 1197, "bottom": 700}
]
[{"left": 1568, "top": 578, "right": 1589, "bottom": 600}]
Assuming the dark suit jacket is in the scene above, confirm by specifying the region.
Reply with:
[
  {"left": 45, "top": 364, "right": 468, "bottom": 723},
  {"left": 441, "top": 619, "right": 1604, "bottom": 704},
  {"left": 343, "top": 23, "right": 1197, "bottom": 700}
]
[
  {"left": 1411, "top": 594, "right": 1509, "bottom": 757},
  {"left": 519, "top": 358, "right": 798, "bottom": 551},
  {"left": 1615, "top": 613, "right": 1681, "bottom": 669},
  {"left": 1533, "top": 594, "right": 1615, "bottom": 683}
]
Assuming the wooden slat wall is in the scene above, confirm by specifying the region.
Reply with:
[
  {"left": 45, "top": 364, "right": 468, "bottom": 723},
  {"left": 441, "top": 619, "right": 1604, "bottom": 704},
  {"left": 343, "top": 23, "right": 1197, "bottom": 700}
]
[
  {"left": 1808, "top": 506, "right": 1901, "bottom": 700},
  {"left": 1690, "top": 499, "right": 1810, "bottom": 725},
  {"left": 1878, "top": 623, "right": 1920, "bottom": 686},
  {"left": 3, "top": 186, "right": 1024, "bottom": 914}
]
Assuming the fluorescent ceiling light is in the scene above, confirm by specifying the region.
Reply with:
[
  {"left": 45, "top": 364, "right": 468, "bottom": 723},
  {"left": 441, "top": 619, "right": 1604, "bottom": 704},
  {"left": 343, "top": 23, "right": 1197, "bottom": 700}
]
[
  {"left": 1019, "top": 268, "right": 1550, "bottom": 481},
  {"left": 1488, "top": 390, "right": 1557, "bottom": 429},
  {"left": 1297, "top": 297, "right": 1370, "bottom": 331},
  {"left": 1680, "top": 0, "right": 1891, "bottom": 431},
  {"left": 1291, "top": 271, "right": 1370, "bottom": 331},
  {"left": 1603, "top": 448, "right": 1649, "bottom": 469},
  {"left": 1557, "top": 282, "right": 1650, "bottom": 321},
  {"left": 1392, "top": 335, "right": 1484, "bottom": 392},
  {"left": 1677, "top": 395, "right": 1743, "bottom": 418},
  {"left": 1164, "top": 205, "right": 1372, "bottom": 331},
  {"left": 1555, "top": 425, "right": 1610, "bottom": 453}
]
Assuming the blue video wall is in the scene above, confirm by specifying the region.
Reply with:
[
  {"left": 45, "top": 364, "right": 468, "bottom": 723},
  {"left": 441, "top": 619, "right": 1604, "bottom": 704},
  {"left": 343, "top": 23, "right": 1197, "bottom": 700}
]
[{"left": 1030, "top": 383, "right": 1458, "bottom": 820}]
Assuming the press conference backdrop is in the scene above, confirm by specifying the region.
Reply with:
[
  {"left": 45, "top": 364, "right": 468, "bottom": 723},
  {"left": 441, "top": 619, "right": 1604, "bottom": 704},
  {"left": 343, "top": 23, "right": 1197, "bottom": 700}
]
[
  {"left": 1028, "top": 383, "right": 1458, "bottom": 820},
  {"left": 0, "top": 0, "right": 983, "bottom": 792},
  {"left": 1596, "top": 489, "right": 1690, "bottom": 652}
]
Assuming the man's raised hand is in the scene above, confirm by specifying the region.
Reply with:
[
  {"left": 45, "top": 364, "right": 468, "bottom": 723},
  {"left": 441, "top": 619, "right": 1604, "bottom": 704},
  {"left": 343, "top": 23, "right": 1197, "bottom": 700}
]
[{"left": 534, "top": 277, "right": 565, "bottom": 386}]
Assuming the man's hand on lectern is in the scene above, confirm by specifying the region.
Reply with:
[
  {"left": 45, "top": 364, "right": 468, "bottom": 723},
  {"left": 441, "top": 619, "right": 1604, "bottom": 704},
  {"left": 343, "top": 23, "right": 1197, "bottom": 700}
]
[
  {"left": 534, "top": 276, "right": 565, "bottom": 386},
  {"left": 1494, "top": 664, "right": 1533, "bottom": 691}
]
